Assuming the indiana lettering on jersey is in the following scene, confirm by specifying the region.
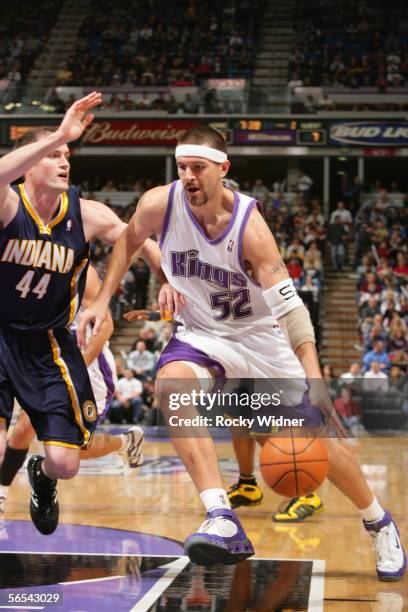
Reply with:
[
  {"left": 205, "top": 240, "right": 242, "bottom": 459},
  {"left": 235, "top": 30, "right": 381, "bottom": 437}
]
[
  {"left": 1, "top": 238, "right": 74, "bottom": 273},
  {"left": 171, "top": 249, "right": 247, "bottom": 290}
]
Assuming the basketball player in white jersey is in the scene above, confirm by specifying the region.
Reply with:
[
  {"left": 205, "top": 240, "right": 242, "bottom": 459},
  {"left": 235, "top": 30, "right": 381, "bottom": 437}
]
[
  {"left": 0, "top": 264, "right": 145, "bottom": 515},
  {"left": 79, "top": 127, "right": 406, "bottom": 579}
]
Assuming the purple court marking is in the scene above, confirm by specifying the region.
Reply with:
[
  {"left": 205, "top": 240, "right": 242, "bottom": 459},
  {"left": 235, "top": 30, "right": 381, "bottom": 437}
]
[
  {"left": 0, "top": 559, "right": 178, "bottom": 612},
  {"left": 0, "top": 520, "right": 182, "bottom": 556}
]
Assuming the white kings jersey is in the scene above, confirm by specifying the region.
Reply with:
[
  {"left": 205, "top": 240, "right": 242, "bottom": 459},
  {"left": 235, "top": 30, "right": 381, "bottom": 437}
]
[{"left": 160, "top": 180, "right": 283, "bottom": 339}]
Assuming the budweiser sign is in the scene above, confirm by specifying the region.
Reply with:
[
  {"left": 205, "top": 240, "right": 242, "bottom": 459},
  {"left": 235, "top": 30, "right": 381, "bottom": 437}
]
[{"left": 82, "top": 119, "right": 200, "bottom": 145}]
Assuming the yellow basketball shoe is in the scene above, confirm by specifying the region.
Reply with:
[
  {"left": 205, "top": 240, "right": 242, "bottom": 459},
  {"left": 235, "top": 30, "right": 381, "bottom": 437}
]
[
  {"left": 227, "top": 477, "right": 263, "bottom": 509},
  {"left": 272, "top": 493, "right": 324, "bottom": 522}
]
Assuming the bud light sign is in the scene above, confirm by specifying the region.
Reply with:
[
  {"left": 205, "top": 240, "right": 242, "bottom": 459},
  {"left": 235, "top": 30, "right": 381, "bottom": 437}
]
[{"left": 330, "top": 122, "right": 408, "bottom": 146}]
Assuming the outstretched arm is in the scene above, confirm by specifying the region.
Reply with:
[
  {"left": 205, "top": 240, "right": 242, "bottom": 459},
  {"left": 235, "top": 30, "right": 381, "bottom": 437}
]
[
  {"left": 0, "top": 92, "right": 102, "bottom": 209},
  {"left": 79, "top": 265, "right": 114, "bottom": 366}
]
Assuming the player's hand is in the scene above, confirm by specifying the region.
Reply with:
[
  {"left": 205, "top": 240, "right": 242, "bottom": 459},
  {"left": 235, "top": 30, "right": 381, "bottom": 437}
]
[
  {"left": 123, "top": 309, "right": 152, "bottom": 321},
  {"left": 158, "top": 283, "right": 185, "bottom": 319},
  {"left": 57, "top": 91, "right": 102, "bottom": 143},
  {"left": 308, "top": 379, "right": 348, "bottom": 439},
  {"left": 77, "top": 298, "right": 108, "bottom": 349}
]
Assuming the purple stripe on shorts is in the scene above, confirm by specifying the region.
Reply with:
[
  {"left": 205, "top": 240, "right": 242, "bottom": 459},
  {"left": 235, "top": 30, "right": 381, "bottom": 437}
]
[
  {"left": 183, "top": 188, "right": 239, "bottom": 245},
  {"left": 157, "top": 334, "right": 225, "bottom": 378},
  {"left": 97, "top": 352, "right": 116, "bottom": 423},
  {"left": 238, "top": 199, "right": 261, "bottom": 287},
  {"left": 159, "top": 180, "right": 177, "bottom": 249}
]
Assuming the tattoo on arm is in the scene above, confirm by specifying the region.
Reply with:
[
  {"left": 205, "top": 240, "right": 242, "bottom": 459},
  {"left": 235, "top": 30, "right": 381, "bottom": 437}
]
[{"left": 270, "top": 258, "right": 288, "bottom": 274}]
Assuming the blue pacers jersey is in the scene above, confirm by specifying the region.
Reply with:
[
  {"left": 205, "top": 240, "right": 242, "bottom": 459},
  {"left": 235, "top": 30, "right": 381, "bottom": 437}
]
[{"left": 0, "top": 183, "right": 89, "bottom": 331}]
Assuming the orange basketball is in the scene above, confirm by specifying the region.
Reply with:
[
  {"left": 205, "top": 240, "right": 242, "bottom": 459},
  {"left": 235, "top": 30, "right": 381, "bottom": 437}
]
[{"left": 260, "top": 437, "right": 329, "bottom": 497}]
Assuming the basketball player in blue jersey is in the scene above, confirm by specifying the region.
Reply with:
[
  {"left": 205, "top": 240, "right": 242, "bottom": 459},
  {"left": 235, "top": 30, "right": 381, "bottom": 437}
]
[
  {"left": 0, "top": 264, "right": 145, "bottom": 516},
  {"left": 0, "top": 92, "right": 179, "bottom": 536},
  {"left": 79, "top": 127, "right": 406, "bottom": 579}
]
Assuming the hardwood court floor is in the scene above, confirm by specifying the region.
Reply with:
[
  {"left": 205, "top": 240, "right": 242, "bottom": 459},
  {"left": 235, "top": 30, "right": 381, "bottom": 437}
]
[{"left": 3, "top": 435, "right": 407, "bottom": 610}]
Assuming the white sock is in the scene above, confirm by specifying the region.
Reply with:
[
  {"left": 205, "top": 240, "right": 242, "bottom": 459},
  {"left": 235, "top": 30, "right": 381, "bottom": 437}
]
[
  {"left": 0, "top": 485, "right": 9, "bottom": 498},
  {"left": 360, "top": 497, "right": 385, "bottom": 523},
  {"left": 199, "top": 488, "right": 231, "bottom": 513}
]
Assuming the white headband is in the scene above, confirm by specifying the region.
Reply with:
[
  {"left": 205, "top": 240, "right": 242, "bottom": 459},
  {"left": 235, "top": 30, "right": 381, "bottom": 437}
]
[{"left": 175, "top": 144, "right": 227, "bottom": 163}]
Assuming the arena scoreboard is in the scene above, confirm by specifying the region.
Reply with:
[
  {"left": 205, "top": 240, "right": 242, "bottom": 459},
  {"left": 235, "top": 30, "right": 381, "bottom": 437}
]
[{"left": 232, "top": 119, "right": 326, "bottom": 146}]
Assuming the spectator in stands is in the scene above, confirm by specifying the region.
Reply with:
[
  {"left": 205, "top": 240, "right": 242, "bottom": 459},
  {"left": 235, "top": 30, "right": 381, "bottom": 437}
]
[
  {"left": 330, "top": 201, "right": 353, "bottom": 226},
  {"left": 334, "top": 386, "right": 365, "bottom": 434},
  {"left": 316, "top": 92, "right": 335, "bottom": 111},
  {"left": 286, "top": 257, "right": 304, "bottom": 288},
  {"left": 126, "top": 340, "right": 155, "bottom": 379},
  {"left": 327, "top": 215, "right": 348, "bottom": 271},
  {"left": 322, "top": 364, "right": 339, "bottom": 400},
  {"left": 56, "top": 63, "right": 73, "bottom": 85},
  {"left": 132, "top": 257, "right": 151, "bottom": 309},
  {"left": 363, "top": 340, "right": 390, "bottom": 371},
  {"left": 157, "top": 322, "right": 174, "bottom": 350},
  {"left": 252, "top": 179, "right": 269, "bottom": 200},
  {"left": 356, "top": 254, "right": 376, "bottom": 276},
  {"left": 340, "top": 363, "right": 362, "bottom": 384},
  {"left": 182, "top": 93, "right": 199, "bottom": 113},
  {"left": 394, "top": 253, "right": 408, "bottom": 282},
  {"left": 362, "top": 361, "right": 389, "bottom": 392},
  {"left": 141, "top": 377, "right": 158, "bottom": 425},
  {"left": 389, "top": 329, "right": 408, "bottom": 360},
  {"left": 389, "top": 366, "right": 405, "bottom": 391},
  {"left": 304, "top": 95, "right": 317, "bottom": 113},
  {"left": 295, "top": 171, "right": 313, "bottom": 198},
  {"left": 303, "top": 246, "right": 322, "bottom": 271},
  {"left": 109, "top": 369, "right": 144, "bottom": 424},
  {"left": 138, "top": 327, "right": 161, "bottom": 354},
  {"left": 300, "top": 272, "right": 319, "bottom": 297},
  {"left": 286, "top": 237, "right": 305, "bottom": 261}
]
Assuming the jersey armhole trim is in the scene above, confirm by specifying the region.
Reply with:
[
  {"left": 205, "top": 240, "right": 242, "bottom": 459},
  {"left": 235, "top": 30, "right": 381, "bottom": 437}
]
[
  {"left": 238, "top": 199, "right": 262, "bottom": 287},
  {"left": 159, "top": 181, "right": 177, "bottom": 249}
]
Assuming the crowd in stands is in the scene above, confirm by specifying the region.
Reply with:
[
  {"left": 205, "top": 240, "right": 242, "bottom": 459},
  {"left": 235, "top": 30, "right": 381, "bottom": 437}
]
[
  {"left": 323, "top": 186, "right": 408, "bottom": 432},
  {"left": 0, "top": 1, "right": 61, "bottom": 89},
  {"left": 51, "top": 87, "right": 232, "bottom": 115},
  {"left": 291, "top": 93, "right": 408, "bottom": 114},
  {"left": 291, "top": 0, "right": 408, "bottom": 88},
  {"left": 60, "top": 0, "right": 262, "bottom": 88},
  {"left": 108, "top": 323, "right": 174, "bottom": 426}
]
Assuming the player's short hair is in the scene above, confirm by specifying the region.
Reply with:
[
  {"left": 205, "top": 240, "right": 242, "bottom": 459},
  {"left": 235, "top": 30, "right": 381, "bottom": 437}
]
[
  {"left": 178, "top": 126, "right": 227, "bottom": 154},
  {"left": 13, "top": 126, "right": 59, "bottom": 150}
]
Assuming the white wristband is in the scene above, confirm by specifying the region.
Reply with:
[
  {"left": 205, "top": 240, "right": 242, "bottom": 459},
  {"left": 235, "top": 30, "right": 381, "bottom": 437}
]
[{"left": 262, "top": 278, "right": 303, "bottom": 319}]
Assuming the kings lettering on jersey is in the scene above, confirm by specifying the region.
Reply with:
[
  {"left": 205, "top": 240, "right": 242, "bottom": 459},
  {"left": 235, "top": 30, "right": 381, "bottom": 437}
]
[
  {"left": 1, "top": 239, "right": 74, "bottom": 273},
  {"left": 171, "top": 249, "right": 247, "bottom": 290}
]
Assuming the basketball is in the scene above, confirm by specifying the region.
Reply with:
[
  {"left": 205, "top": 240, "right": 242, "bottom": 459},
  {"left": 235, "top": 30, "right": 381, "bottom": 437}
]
[{"left": 260, "top": 437, "right": 329, "bottom": 498}]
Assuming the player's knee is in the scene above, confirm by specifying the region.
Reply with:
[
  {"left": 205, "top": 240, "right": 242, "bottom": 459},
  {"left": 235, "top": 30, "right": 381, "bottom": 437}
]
[
  {"left": 157, "top": 362, "right": 191, "bottom": 380},
  {"left": 52, "top": 458, "right": 79, "bottom": 479},
  {"left": 45, "top": 448, "right": 80, "bottom": 479}
]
